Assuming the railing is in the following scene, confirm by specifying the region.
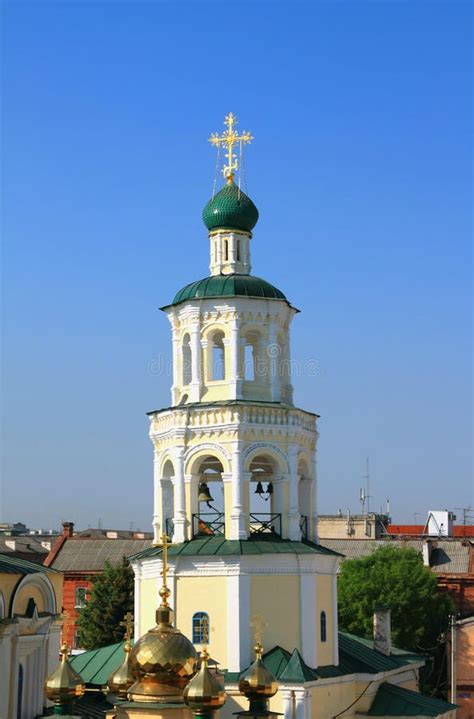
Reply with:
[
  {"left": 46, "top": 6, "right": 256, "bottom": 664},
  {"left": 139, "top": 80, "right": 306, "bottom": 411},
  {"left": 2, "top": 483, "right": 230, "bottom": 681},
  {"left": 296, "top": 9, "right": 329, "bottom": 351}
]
[
  {"left": 249, "top": 513, "right": 282, "bottom": 537},
  {"left": 299, "top": 515, "right": 308, "bottom": 541},
  {"left": 165, "top": 518, "right": 174, "bottom": 540},
  {"left": 192, "top": 512, "right": 225, "bottom": 538}
]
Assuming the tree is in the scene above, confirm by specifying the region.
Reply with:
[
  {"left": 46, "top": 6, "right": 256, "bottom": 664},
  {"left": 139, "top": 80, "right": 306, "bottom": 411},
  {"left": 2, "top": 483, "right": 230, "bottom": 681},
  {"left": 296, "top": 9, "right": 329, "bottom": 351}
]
[
  {"left": 78, "top": 556, "right": 134, "bottom": 650},
  {"left": 338, "top": 545, "right": 454, "bottom": 696}
]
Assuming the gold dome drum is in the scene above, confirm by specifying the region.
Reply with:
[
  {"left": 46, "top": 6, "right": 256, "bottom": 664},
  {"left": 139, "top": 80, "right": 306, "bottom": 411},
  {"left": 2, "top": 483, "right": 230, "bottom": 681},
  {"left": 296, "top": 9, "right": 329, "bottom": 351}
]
[
  {"left": 44, "top": 643, "right": 85, "bottom": 706},
  {"left": 183, "top": 649, "right": 227, "bottom": 711}
]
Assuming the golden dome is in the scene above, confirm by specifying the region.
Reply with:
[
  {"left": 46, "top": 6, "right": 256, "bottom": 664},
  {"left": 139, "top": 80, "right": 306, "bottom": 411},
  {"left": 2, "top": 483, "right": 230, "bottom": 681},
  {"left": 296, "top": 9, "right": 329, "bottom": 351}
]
[
  {"left": 107, "top": 639, "right": 135, "bottom": 699},
  {"left": 183, "top": 648, "right": 227, "bottom": 711},
  {"left": 238, "top": 642, "right": 278, "bottom": 701},
  {"left": 44, "top": 642, "right": 85, "bottom": 708},
  {"left": 128, "top": 586, "right": 198, "bottom": 703}
]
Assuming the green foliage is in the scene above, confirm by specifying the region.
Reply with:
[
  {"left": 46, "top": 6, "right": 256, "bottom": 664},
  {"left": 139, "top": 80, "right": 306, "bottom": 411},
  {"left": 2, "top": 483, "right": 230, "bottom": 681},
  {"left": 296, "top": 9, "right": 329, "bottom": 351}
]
[
  {"left": 77, "top": 556, "right": 134, "bottom": 650},
  {"left": 338, "top": 546, "right": 453, "bottom": 653}
]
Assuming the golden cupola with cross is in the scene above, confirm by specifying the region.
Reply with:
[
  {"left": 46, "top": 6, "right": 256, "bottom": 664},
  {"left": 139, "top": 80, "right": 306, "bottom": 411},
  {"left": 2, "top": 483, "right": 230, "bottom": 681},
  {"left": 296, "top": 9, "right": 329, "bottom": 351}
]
[{"left": 130, "top": 114, "right": 341, "bottom": 696}]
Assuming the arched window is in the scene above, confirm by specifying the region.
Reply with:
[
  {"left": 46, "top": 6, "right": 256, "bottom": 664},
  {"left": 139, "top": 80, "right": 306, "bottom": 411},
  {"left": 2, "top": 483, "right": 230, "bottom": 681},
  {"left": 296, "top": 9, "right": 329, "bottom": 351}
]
[
  {"left": 224, "top": 239, "right": 229, "bottom": 261},
  {"left": 210, "top": 331, "right": 225, "bottom": 381},
  {"left": 75, "top": 587, "right": 87, "bottom": 608},
  {"left": 192, "top": 612, "right": 210, "bottom": 644},
  {"left": 243, "top": 332, "right": 261, "bottom": 381},
  {"left": 182, "top": 334, "right": 192, "bottom": 385},
  {"left": 236, "top": 239, "right": 241, "bottom": 261},
  {"left": 320, "top": 611, "right": 327, "bottom": 642}
]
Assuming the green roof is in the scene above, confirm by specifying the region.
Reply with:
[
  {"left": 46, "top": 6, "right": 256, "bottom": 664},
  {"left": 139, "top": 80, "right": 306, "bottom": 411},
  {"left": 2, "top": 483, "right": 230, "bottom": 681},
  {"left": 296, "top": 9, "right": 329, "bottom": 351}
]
[
  {"left": 69, "top": 640, "right": 130, "bottom": 685},
  {"left": 130, "top": 535, "right": 342, "bottom": 562},
  {"left": 368, "top": 682, "right": 457, "bottom": 716},
  {"left": 279, "top": 649, "right": 318, "bottom": 682},
  {"left": 0, "top": 552, "right": 59, "bottom": 575},
  {"left": 202, "top": 182, "right": 259, "bottom": 233},
  {"left": 167, "top": 273, "right": 288, "bottom": 308}
]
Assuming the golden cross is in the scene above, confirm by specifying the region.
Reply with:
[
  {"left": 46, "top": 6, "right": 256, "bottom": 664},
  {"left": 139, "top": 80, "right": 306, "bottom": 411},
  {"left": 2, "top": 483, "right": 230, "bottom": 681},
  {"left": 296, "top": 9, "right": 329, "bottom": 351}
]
[
  {"left": 250, "top": 613, "right": 268, "bottom": 646},
  {"left": 209, "top": 112, "right": 253, "bottom": 181},
  {"left": 120, "top": 611, "right": 134, "bottom": 642}
]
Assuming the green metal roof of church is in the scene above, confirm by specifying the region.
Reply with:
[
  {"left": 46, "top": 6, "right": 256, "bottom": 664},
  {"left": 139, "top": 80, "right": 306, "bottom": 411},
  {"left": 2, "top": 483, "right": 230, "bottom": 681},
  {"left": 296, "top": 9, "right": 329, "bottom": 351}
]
[
  {"left": 70, "top": 640, "right": 131, "bottom": 686},
  {"left": 368, "top": 682, "right": 457, "bottom": 716},
  {"left": 129, "top": 535, "right": 342, "bottom": 562},
  {"left": 0, "top": 552, "right": 59, "bottom": 575},
  {"left": 165, "top": 273, "right": 288, "bottom": 308}
]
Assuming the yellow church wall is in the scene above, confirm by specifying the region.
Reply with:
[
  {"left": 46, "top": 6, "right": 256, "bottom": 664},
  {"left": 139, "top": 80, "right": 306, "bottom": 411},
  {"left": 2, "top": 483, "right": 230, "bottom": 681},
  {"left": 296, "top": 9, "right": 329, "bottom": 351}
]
[
  {"left": 175, "top": 575, "right": 228, "bottom": 666},
  {"left": 317, "top": 574, "right": 334, "bottom": 665},
  {"left": 139, "top": 577, "right": 159, "bottom": 635},
  {"left": 251, "top": 575, "right": 300, "bottom": 652},
  {"left": 0, "top": 574, "right": 21, "bottom": 611},
  {"left": 311, "top": 679, "right": 357, "bottom": 719}
]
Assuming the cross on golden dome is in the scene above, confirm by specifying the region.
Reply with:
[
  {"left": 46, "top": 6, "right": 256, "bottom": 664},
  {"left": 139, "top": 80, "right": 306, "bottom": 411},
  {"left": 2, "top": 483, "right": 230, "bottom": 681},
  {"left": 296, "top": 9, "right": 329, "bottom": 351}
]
[
  {"left": 159, "top": 531, "right": 172, "bottom": 606},
  {"left": 120, "top": 611, "right": 134, "bottom": 643},
  {"left": 209, "top": 112, "right": 253, "bottom": 182}
]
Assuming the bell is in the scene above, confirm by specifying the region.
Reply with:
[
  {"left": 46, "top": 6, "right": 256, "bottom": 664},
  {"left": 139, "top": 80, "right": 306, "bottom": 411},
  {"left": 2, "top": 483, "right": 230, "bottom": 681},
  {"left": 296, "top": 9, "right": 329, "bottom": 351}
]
[
  {"left": 254, "top": 481, "right": 265, "bottom": 496},
  {"left": 266, "top": 482, "right": 273, "bottom": 495},
  {"left": 198, "top": 482, "right": 214, "bottom": 504}
]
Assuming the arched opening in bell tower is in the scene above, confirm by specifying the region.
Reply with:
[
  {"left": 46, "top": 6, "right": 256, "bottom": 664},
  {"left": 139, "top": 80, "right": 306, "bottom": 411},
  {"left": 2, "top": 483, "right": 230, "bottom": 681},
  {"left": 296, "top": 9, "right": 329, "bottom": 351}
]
[
  {"left": 248, "top": 454, "right": 281, "bottom": 536},
  {"left": 208, "top": 330, "right": 226, "bottom": 381},
  {"left": 298, "top": 456, "right": 312, "bottom": 540},
  {"left": 161, "top": 459, "right": 175, "bottom": 538},
  {"left": 182, "top": 334, "right": 192, "bottom": 386},
  {"left": 192, "top": 455, "right": 225, "bottom": 537}
]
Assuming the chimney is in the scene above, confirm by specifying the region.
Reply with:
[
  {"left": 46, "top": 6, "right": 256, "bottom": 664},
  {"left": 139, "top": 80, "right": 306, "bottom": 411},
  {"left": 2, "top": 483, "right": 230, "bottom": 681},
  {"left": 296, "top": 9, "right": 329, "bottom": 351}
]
[
  {"left": 62, "top": 522, "right": 74, "bottom": 538},
  {"left": 373, "top": 605, "right": 392, "bottom": 656}
]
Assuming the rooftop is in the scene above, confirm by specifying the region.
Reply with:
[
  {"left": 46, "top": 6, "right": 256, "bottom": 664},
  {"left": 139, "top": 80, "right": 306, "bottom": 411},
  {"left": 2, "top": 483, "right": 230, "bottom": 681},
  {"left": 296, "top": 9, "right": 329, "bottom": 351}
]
[{"left": 47, "top": 538, "right": 152, "bottom": 572}]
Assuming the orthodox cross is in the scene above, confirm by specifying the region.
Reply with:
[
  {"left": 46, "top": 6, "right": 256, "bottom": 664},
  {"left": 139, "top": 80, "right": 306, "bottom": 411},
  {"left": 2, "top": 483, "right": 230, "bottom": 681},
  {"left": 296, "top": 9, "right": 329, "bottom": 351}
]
[
  {"left": 250, "top": 613, "right": 268, "bottom": 647},
  {"left": 120, "top": 611, "right": 134, "bottom": 642},
  {"left": 209, "top": 112, "right": 253, "bottom": 181}
]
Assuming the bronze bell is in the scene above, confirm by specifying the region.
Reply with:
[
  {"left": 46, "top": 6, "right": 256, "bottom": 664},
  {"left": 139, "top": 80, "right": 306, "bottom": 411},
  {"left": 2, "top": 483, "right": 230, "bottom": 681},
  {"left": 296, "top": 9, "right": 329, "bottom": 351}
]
[
  {"left": 254, "top": 481, "right": 265, "bottom": 496},
  {"left": 198, "top": 482, "right": 214, "bottom": 504},
  {"left": 266, "top": 482, "right": 273, "bottom": 495}
]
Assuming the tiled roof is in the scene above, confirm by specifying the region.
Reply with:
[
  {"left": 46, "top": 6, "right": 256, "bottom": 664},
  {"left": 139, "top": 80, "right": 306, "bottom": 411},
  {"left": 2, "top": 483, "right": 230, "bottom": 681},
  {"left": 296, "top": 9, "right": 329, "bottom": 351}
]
[
  {"left": 131, "top": 535, "right": 342, "bottom": 562},
  {"left": 320, "top": 538, "right": 472, "bottom": 575},
  {"left": 48, "top": 538, "right": 152, "bottom": 572},
  {"left": 0, "top": 552, "right": 59, "bottom": 574},
  {"left": 368, "top": 681, "right": 457, "bottom": 716}
]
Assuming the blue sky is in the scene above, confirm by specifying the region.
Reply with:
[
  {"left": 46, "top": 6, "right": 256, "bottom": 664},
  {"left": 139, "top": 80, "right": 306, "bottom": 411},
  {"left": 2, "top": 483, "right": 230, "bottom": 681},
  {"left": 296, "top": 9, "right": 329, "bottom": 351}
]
[{"left": 2, "top": 0, "right": 472, "bottom": 531}]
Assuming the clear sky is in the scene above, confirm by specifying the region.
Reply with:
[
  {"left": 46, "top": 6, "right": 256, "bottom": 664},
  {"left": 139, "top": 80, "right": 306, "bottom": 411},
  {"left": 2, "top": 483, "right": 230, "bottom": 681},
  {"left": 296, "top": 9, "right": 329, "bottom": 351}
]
[{"left": 2, "top": 0, "right": 472, "bottom": 532}]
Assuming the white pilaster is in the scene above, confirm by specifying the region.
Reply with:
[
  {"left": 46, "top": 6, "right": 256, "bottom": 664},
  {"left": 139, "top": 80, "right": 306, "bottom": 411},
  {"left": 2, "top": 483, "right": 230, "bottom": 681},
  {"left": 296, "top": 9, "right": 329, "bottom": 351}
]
[
  {"left": 300, "top": 574, "right": 317, "bottom": 667},
  {"left": 133, "top": 563, "right": 142, "bottom": 640},
  {"left": 172, "top": 448, "right": 186, "bottom": 543},
  {"left": 294, "top": 690, "right": 308, "bottom": 719},
  {"left": 288, "top": 445, "right": 301, "bottom": 541},
  {"left": 171, "top": 333, "right": 180, "bottom": 405},
  {"left": 226, "top": 572, "right": 251, "bottom": 671},
  {"left": 332, "top": 573, "right": 339, "bottom": 665},
  {"left": 153, "top": 449, "right": 161, "bottom": 543},
  {"left": 229, "top": 317, "right": 243, "bottom": 399},
  {"left": 282, "top": 690, "right": 294, "bottom": 719},
  {"left": 268, "top": 321, "right": 281, "bottom": 402}
]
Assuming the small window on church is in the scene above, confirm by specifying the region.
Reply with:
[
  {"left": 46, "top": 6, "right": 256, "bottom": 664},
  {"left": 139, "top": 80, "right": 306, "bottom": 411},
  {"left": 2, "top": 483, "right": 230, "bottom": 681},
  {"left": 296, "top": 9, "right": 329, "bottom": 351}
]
[
  {"left": 75, "top": 587, "right": 87, "bottom": 608},
  {"left": 192, "top": 612, "right": 209, "bottom": 644},
  {"left": 236, "top": 239, "right": 241, "bottom": 261},
  {"left": 320, "top": 611, "right": 327, "bottom": 642},
  {"left": 224, "top": 239, "right": 229, "bottom": 261},
  {"left": 245, "top": 344, "right": 255, "bottom": 380}
]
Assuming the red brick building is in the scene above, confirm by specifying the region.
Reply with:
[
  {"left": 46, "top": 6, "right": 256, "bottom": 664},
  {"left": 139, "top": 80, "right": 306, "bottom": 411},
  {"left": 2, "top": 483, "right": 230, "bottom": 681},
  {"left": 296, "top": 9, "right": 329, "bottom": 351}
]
[{"left": 44, "top": 522, "right": 152, "bottom": 649}]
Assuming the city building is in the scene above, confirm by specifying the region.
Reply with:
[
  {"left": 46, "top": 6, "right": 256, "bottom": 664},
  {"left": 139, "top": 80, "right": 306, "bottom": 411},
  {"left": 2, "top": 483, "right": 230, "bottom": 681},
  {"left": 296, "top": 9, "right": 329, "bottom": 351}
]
[
  {"left": 318, "top": 512, "right": 390, "bottom": 539},
  {"left": 44, "top": 522, "right": 151, "bottom": 649},
  {"left": 0, "top": 553, "right": 63, "bottom": 719}
]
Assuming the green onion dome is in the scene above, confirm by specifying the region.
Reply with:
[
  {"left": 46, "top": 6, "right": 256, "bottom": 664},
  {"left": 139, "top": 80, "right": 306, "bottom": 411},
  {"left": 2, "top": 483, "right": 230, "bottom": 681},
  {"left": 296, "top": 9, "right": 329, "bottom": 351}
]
[
  {"left": 169, "top": 274, "right": 287, "bottom": 307},
  {"left": 202, "top": 180, "right": 259, "bottom": 233}
]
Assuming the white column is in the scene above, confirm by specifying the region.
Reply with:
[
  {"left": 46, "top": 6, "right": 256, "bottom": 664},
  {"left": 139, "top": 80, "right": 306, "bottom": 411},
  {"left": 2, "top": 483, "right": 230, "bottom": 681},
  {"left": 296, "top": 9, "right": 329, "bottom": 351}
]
[
  {"left": 172, "top": 449, "right": 186, "bottom": 543},
  {"left": 229, "top": 318, "right": 242, "bottom": 398},
  {"left": 133, "top": 563, "right": 142, "bottom": 640},
  {"left": 190, "top": 322, "right": 201, "bottom": 402},
  {"left": 230, "top": 444, "right": 246, "bottom": 539},
  {"left": 282, "top": 690, "right": 294, "bottom": 719},
  {"left": 311, "top": 453, "right": 318, "bottom": 542},
  {"left": 268, "top": 321, "right": 281, "bottom": 401},
  {"left": 171, "top": 333, "right": 180, "bottom": 405},
  {"left": 153, "top": 449, "right": 161, "bottom": 543},
  {"left": 288, "top": 445, "right": 301, "bottom": 541},
  {"left": 300, "top": 573, "right": 317, "bottom": 667},
  {"left": 295, "top": 690, "right": 308, "bottom": 719}
]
